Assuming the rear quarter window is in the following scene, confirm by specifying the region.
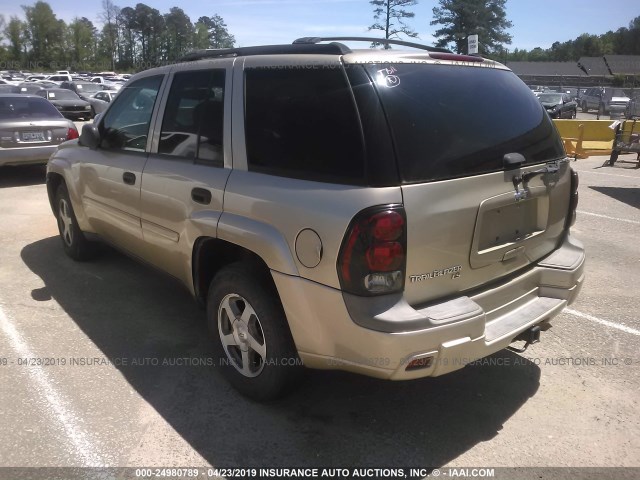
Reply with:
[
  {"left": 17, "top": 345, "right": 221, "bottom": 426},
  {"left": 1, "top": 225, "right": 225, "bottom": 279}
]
[
  {"left": 244, "top": 66, "right": 365, "bottom": 184},
  {"left": 365, "top": 64, "right": 565, "bottom": 183}
]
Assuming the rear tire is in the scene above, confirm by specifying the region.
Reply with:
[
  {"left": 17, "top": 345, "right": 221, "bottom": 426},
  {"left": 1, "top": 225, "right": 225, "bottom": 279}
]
[
  {"left": 206, "top": 263, "right": 302, "bottom": 401},
  {"left": 54, "top": 184, "right": 96, "bottom": 261}
]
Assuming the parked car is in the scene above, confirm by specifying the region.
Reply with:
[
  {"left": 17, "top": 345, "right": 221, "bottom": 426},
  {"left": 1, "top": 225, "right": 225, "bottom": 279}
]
[
  {"left": 90, "top": 76, "right": 122, "bottom": 91},
  {"left": 86, "top": 90, "right": 118, "bottom": 117},
  {"left": 45, "top": 74, "right": 73, "bottom": 84},
  {"left": 93, "top": 90, "right": 117, "bottom": 103},
  {"left": 0, "top": 94, "right": 78, "bottom": 167},
  {"left": 35, "top": 88, "right": 92, "bottom": 120},
  {"left": 60, "top": 81, "right": 111, "bottom": 117},
  {"left": 46, "top": 38, "right": 584, "bottom": 400},
  {"left": 538, "top": 92, "right": 577, "bottom": 118},
  {"left": 25, "top": 75, "right": 47, "bottom": 82},
  {"left": 59, "top": 80, "right": 104, "bottom": 99},
  {"left": 34, "top": 80, "right": 61, "bottom": 89},
  {"left": 580, "top": 87, "right": 630, "bottom": 116}
]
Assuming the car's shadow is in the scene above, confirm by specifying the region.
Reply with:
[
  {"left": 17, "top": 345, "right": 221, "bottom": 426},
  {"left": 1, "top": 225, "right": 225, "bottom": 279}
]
[
  {"left": 0, "top": 165, "right": 47, "bottom": 188},
  {"left": 22, "top": 237, "right": 540, "bottom": 468},
  {"left": 589, "top": 186, "right": 640, "bottom": 209}
]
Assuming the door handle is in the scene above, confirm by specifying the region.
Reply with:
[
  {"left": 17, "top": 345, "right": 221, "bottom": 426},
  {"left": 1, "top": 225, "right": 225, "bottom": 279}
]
[
  {"left": 123, "top": 172, "right": 136, "bottom": 185},
  {"left": 191, "top": 188, "right": 212, "bottom": 205}
]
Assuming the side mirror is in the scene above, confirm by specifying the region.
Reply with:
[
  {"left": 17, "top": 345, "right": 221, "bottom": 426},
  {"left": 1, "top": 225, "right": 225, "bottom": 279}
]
[{"left": 80, "top": 123, "right": 101, "bottom": 149}]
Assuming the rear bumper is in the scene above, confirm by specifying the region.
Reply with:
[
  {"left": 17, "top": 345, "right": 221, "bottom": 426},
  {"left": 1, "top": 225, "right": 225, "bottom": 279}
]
[
  {"left": 0, "top": 145, "right": 58, "bottom": 166},
  {"left": 274, "top": 235, "right": 585, "bottom": 380}
]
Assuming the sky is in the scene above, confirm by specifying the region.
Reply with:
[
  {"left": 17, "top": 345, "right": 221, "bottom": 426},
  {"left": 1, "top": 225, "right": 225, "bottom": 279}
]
[{"left": 0, "top": 0, "right": 638, "bottom": 52}]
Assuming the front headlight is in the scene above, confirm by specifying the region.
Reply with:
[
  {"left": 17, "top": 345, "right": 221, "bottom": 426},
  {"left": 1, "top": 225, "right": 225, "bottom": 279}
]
[{"left": 84, "top": 105, "right": 91, "bottom": 110}]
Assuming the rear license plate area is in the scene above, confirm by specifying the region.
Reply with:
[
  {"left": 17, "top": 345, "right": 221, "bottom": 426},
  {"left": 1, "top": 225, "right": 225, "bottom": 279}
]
[{"left": 21, "top": 131, "right": 46, "bottom": 142}]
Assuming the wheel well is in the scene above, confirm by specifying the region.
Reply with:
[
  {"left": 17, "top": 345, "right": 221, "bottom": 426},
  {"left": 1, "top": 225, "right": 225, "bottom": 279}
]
[
  {"left": 46, "top": 172, "right": 64, "bottom": 216},
  {"left": 192, "top": 238, "right": 274, "bottom": 307}
]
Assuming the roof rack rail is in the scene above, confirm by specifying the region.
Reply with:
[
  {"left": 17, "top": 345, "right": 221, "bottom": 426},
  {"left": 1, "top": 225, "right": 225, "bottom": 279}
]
[
  {"left": 293, "top": 36, "right": 452, "bottom": 53},
  {"left": 179, "top": 43, "right": 351, "bottom": 62}
]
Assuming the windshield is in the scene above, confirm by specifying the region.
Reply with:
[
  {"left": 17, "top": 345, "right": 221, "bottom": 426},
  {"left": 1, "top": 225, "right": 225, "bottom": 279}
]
[
  {"left": 47, "top": 90, "right": 79, "bottom": 100},
  {"left": 364, "top": 64, "right": 564, "bottom": 183},
  {"left": 539, "top": 94, "right": 562, "bottom": 103}
]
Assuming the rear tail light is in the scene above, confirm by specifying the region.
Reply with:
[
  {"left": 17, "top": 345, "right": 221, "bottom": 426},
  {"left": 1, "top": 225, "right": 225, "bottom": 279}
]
[
  {"left": 338, "top": 205, "right": 406, "bottom": 296},
  {"left": 66, "top": 127, "right": 79, "bottom": 140},
  {"left": 567, "top": 168, "right": 579, "bottom": 227}
]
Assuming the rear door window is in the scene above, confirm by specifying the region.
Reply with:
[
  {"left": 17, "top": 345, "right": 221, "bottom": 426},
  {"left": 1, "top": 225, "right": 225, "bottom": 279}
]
[
  {"left": 365, "top": 64, "right": 564, "bottom": 183},
  {"left": 159, "top": 69, "right": 225, "bottom": 165}
]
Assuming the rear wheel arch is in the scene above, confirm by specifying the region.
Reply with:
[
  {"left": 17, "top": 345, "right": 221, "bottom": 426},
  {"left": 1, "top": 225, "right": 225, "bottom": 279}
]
[
  {"left": 192, "top": 237, "right": 277, "bottom": 307},
  {"left": 46, "top": 172, "right": 65, "bottom": 216}
]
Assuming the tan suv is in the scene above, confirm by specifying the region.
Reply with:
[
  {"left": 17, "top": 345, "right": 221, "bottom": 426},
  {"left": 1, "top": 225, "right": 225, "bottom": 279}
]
[{"left": 46, "top": 37, "right": 585, "bottom": 400}]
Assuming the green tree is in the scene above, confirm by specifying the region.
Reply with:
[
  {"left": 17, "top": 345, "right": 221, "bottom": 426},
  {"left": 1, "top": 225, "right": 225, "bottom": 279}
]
[
  {"left": 197, "top": 15, "right": 235, "bottom": 49},
  {"left": 68, "top": 17, "right": 97, "bottom": 68},
  {"left": 99, "top": 0, "right": 120, "bottom": 70},
  {"left": 118, "top": 6, "right": 137, "bottom": 69},
  {"left": 4, "top": 16, "right": 25, "bottom": 61},
  {"left": 22, "top": 1, "right": 65, "bottom": 67},
  {"left": 431, "top": 0, "right": 512, "bottom": 54},
  {"left": 193, "top": 21, "right": 209, "bottom": 50},
  {"left": 164, "top": 7, "right": 193, "bottom": 60},
  {"left": 368, "top": 0, "right": 418, "bottom": 49}
]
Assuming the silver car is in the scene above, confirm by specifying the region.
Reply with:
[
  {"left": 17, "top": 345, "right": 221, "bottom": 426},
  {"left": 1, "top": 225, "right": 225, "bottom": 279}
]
[
  {"left": 46, "top": 38, "right": 585, "bottom": 400},
  {"left": 0, "top": 94, "right": 78, "bottom": 167}
]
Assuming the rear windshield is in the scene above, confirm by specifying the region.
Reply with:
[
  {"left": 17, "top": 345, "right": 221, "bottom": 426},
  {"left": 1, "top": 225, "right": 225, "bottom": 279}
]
[
  {"left": 364, "top": 64, "right": 564, "bottom": 183},
  {"left": 75, "top": 83, "right": 102, "bottom": 93},
  {"left": 0, "top": 96, "right": 63, "bottom": 119}
]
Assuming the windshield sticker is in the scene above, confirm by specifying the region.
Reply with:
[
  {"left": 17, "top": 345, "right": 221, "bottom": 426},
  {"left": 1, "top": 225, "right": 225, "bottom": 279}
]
[{"left": 376, "top": 66, "right": 400, "bottom": 88}]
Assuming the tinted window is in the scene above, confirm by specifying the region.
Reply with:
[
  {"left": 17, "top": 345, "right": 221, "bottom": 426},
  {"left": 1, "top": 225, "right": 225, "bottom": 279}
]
[
  {"left": 159, "top": 70, "right": 225, "bottom": 165},
  {"left": 100, "top": 75, "right": 163, "bottom": 152},
  {"left": 0, "top": 96, "right": 63, "bottom": 119},
  {"left": 365, "top": 64, "right": 564, "bottom": 183},
  {"left": 244, "top": 67, "right": 365, "bottom": 184}
]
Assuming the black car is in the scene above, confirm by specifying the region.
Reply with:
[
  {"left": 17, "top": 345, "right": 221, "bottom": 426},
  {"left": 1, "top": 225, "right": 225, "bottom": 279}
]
[
  {"left": 538, "top": 92, "right": 577, "bottom": 119},
  {"left": 35, "top": 88, "right": 92, "bottom": 120},
  {"left": 59, "top": 81, "right": 104, "bottom": 101}
]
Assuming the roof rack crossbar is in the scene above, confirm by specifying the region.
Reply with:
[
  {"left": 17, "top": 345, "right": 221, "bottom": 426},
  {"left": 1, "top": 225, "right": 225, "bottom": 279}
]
[
  {"left": 179, "top": 43, "right": 352, "bottom": 62},
  {"left": 293, "top": 36, "right": 452, "bottom": 53}
]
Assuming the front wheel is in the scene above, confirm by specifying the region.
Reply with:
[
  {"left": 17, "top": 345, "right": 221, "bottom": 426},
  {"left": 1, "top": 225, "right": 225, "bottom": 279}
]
[
  {"left": 207, "top": 263, "right": 302, "bottom": 401},
  {"left": 571, "top": 108, "right": 577, "bottom": 119},
  {"left": 55, "top": 184, "right": 96, "bottom": 261},
  {"left": 581, "top": 102, "right": 588, "bottom": 113}
]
